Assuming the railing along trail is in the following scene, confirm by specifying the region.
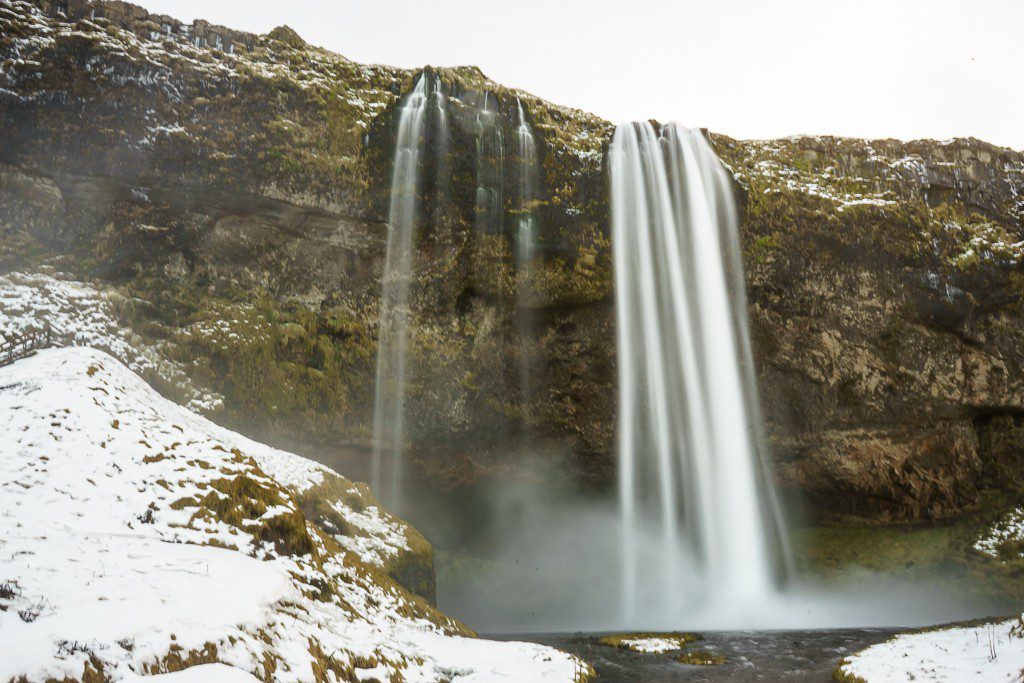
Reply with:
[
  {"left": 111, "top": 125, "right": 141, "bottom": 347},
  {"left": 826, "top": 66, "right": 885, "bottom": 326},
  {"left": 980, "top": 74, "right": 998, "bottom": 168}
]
[{"left": 0, "top": 323, "right": 60, "bottom": 368}]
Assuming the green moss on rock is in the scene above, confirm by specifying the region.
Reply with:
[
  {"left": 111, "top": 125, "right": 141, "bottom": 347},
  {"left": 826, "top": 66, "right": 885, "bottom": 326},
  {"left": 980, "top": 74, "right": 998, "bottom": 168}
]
[{"left": 677, "top": 650, "right": 725, "bottom": 665}]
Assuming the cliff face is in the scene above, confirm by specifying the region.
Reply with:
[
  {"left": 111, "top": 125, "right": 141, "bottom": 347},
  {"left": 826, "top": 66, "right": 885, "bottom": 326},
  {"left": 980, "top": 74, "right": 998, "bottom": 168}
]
[
  {"left": 715, "top": 136, "right": 1024, "bottom": 523},
  {"left": 2, "top": 0, "right": 1024, "bottom": 526}
]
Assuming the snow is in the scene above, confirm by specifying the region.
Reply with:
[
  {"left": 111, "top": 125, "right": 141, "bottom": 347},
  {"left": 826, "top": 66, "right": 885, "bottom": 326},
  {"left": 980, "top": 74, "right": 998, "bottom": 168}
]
[
  {"left": 327, "top": 500, "right": 409, "bottom": 566},
  {"left": 139, "top": 123, "right": 190, "bottom": 147},
  {"left": 398, "top": 632, "right": 594, "bottom": 682},
  {"left": 837, "top": 197, "right": 898, "bottom": 211},
  {"left": 0, "top": 271, "right": 223, "bottom": 412},
  {"left": 974, "top": 507, "right": 1024, "bottom": 559},
  {"left": 121, "top": 664, "right": 263, "bottom": 682},
  {"left": 2, "top": 535, "right": 290, "bottom": 682},
  {"left": 839, "top": 619, "right": 1024, "bottom": 682},
  {"left": 615, "top": 637, "right": 687, "bottom": 653},
  {"left": 0, "top": 347, "right": 586, "bottom": 682}
]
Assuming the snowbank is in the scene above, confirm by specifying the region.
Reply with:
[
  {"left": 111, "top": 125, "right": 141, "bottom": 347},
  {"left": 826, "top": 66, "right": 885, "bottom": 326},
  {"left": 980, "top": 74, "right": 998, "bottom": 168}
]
[
  {"left": 838, "top": 618, "right": 1024, "bottom": 682},
  {"left": 0, "top": 347, "right": 589, "bottom": 682}
]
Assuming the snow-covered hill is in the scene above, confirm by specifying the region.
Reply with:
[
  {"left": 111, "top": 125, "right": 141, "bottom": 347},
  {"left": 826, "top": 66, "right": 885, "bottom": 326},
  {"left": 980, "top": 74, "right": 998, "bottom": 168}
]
[{"left": 0, "top": 347, "right": 590, "bottom": 682}]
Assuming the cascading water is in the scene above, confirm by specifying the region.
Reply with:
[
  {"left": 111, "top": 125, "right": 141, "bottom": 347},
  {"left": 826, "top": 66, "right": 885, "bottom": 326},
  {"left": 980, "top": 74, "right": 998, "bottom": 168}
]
[
  {"left": 475, "top": 92, "right": 504, "bottom": 235},
  {"left": 370, "top": 76, "right": 429, "bottom": 513},
  {"left": 610, "top": 122, "right": 788, "bottom": 624},
  {"left": 514, "top": 98, "right": 538, "bottom": 268},
  {"left": 431, "top": 79, "right": 451, "bottom": 210},
  {"left": 514, "top": 98, "right": 539, "bottom": 421}
]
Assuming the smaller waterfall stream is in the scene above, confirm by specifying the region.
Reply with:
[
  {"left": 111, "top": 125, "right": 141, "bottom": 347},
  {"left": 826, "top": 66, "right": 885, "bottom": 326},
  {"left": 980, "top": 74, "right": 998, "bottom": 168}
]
[
  {"left": 370, "top": 76, "right": 429, "bottom": 512},
  {"left": 475, "top": 92, "right": 505, "bottom": 236},
  {"left": 610, "top": 122, "right": 787, "bottom": 624},
  {"left": 515, "top": 98, "right": 538, "bottom": 268},
  {"left": 515, "top": 98, "right": 539, "bottom": 422}
]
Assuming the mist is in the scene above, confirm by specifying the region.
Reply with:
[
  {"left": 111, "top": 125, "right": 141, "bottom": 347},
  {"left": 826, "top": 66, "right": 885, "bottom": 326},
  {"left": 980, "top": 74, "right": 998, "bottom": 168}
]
[{"left": 425, "top": 448, "right": 1004, "bottom": 634}]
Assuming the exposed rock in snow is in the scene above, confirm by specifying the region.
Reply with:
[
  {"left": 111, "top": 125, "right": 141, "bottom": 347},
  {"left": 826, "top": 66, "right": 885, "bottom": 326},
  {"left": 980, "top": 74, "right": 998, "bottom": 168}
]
[
  {"left": 614, "top": 638, "right": 686, "bottom": 654},
  {"left": 0, "top": 271, "right": 222, "bottom": 412},
  {"left": 596, "top": 632, "right": 700, "bottom": 654},
  {"left": 974, "top": 507, "right": 1024, "bottom": 560},
  {"left": 838, "top": 618, "right": 1024, "bottom": 682},
  {"left": 0, "top": 347, "right": 590, "bottom": 682}
]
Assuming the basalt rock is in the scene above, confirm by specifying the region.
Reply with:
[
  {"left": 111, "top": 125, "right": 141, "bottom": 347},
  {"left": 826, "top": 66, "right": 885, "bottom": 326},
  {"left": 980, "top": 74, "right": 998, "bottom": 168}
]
[
  {"left": 713, "top": 135, "right": 1024, "bottom": 522},
  {"left": 777, "top": 422, "right": 982, "bottom": 523},
  {"left": 2, "top": 0, "right": 1024, "bottom": 525}
]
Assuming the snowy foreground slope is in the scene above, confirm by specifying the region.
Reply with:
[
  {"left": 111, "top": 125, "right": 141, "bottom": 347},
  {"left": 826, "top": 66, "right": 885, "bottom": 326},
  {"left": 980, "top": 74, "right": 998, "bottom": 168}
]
[
  {"left": 0, "top": 347, "right": 590, "bottom": 682},
  {"left": 838, "top": 617, "right": 1024, "bottom": 682}
]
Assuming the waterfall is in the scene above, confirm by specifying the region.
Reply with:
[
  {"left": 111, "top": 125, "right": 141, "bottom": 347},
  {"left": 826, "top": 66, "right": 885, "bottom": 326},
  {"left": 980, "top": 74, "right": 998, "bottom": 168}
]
[
  {"left": 610, "top": 122, "right": 787, "bottom": 624},
  {"left": 515, "top": 98, "right": 539, "bottom": 423},
  {"left": 370, "top": 76, "right": 429, "bottom": 512},
  {"left": 432, "top": 78, "right": 451, "bottom": 209},
  {"left": 474, "top": 92, "right": 504, "bottom": 235},
  {"left": 515, "top": 98, "right": 538, "bottom": 269}
]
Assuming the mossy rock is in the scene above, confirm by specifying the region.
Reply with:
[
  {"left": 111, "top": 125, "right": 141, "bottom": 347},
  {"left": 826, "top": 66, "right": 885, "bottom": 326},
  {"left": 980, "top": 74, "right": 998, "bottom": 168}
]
[
  {"left": 298, "top": 471, "right": 439, "bottom": 605},
  {"left": 792, "top": 498, "right": 1024, "bottom": 611},
  {"left": 831, "top": 659, "right": 868, "bottom": 683},
  {"left": 677, "top": 650, "right": 725, "bottom": 665},
  {"left": 172, "top": 465, "right": 317, "bottom": 558},
  {"left": 598, "top": 632, "right": 703, "bottom": 651}
]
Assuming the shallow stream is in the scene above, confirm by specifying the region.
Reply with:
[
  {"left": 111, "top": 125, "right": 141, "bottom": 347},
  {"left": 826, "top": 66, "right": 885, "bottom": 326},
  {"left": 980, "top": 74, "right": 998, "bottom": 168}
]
[{"left": 490, "top": 629, "right": 901, "bottom": 682}]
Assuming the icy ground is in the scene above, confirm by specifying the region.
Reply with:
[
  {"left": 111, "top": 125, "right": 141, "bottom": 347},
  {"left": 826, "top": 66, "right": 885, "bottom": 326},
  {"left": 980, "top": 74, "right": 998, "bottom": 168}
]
[
  {"left": 0, "top": 347, "right": 589, "bottom": 682},
  {"left": 839, "top": 618, "right": 1024, "bottom": 682}
]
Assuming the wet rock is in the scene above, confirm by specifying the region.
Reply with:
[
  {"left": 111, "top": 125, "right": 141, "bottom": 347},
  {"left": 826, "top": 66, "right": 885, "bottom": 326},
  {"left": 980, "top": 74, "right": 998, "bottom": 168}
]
[{"left": 777, "top": 422, "right": 981, "bottom": 523}]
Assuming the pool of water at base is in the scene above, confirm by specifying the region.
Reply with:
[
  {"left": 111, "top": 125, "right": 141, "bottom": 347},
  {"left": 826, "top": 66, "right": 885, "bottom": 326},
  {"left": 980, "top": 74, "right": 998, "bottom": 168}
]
[{"left": 487, "top": 628, "right": 902, "bottom": 682}]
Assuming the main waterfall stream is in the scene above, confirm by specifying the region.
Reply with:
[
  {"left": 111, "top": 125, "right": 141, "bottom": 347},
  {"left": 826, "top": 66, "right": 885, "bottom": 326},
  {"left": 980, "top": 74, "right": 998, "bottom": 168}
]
[{"left": 610, "top": 122, "right": 788, "bottom": 624}]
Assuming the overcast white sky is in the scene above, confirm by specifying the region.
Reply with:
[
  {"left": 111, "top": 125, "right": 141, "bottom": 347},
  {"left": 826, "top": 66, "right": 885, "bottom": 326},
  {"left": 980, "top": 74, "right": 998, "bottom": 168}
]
[{"left": 135, "top": 0, "right": 1023, "bottom": 150}]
